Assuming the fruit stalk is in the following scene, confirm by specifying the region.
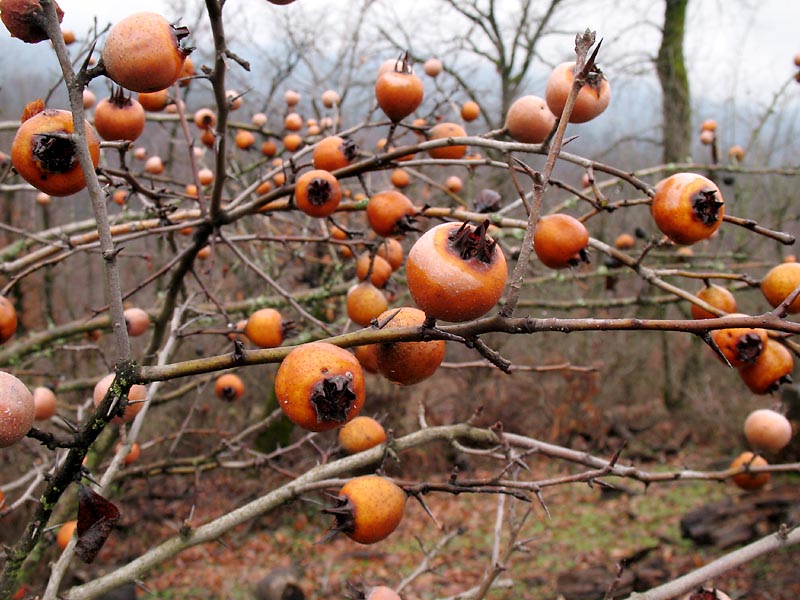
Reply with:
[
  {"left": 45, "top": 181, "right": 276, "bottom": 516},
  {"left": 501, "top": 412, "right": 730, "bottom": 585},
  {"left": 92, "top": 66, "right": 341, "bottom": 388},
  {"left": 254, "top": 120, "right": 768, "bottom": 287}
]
[{"left": 501, "top": 29, "right": 600, "bottom": 317}]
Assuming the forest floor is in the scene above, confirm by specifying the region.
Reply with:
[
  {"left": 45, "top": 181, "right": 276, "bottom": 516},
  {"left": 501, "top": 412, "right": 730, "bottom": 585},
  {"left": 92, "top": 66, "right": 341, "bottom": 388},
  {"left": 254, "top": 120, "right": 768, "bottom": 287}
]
[{"left": 93, "top": 453, "right": 800, "bottom": 600}]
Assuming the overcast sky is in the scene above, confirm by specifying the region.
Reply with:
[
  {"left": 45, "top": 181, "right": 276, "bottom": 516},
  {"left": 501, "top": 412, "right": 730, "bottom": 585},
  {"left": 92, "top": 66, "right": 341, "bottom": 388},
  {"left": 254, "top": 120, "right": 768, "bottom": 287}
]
[{"left": 53, "top": 0, "right": 799, "bottom": 111}]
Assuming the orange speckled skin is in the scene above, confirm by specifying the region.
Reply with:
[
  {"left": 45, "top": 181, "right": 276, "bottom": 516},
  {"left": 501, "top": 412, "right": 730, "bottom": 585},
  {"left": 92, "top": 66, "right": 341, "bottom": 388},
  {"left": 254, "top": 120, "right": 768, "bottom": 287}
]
[
  {"left": 12, "top": 109, "right": 101, "bottom": 196},
  {"left": 505, "top": 95, "right": 556, "bottom": 143},
  {"left": 375, "top": 70, "right": 424, "bottom": 122},
  {"left": 355, "top": 253, "right": 392, "bottom": 288},
  {"left": 427, "top": 122, "right": 467, "bottom": 159},
  {"left": 102, "top": 12, "right": 187, "bottom": 93},
  {"left": 366, "top": 190, "right": 417, "bottom": 237},
  {"left": 137, "top": 89, "right": 170, "bottom": 112},
  {"left": 214, "top": 373, "right": 244, "bottom": 401},
  {"left": 375, "top": 307, "right": 445, "bottom": 386},
  {"left": 56, "top": 520, "right": 77, "bottom": 550},
  {"left": 533, "top": 214, "right": 589, "bottom": 269},
  {"left": 354, "top": 344, "right": 379, "bottom": 374},
  {"left": 709, "top": 315, "right": 768, "bottom": 368},
  {"left": 0, "top": 0, "right": 63, "bottom": 44},
  {"left": 347, "top": 282, "right": 389, "bottom": 327},
  {"left": 730, "top": 452, "right": 769, "bottom": 491},
  {"left": 406, "top": 222, "right": 507, "bottom": 322},
  {"left": 545, "top": 61, "right": 611, "bottom": 123},
  {"left": 313, "top": 136, "right": 352, "bottom": 172},
  {"left": 0, "top": 371, "right": 34, "bottom": 448},
  {"left": 739, "top": 339, "right": 794, "bottom": 395},
  {"left": 761, "top": 262, "right": 800, "bottom": 313},
  {"left": 376, "top": 238, "right": 404, "bottom": 271},
  {"left": 338, "top": 416, "right": 387, "bottom": 454},
  {"left": 691, "top": 284, "right": 737, "bottom": 320},
  {"left": 0, "top": 296, "right": 18, "bottom": 343},
  {"left": 651, "top": 173, "right": 724, "bottom": 245},
  {"left": 338, "top": 475, "right": 406, "bottom": 544},
  {"left": 245, "top": 308, "right": 284, "bottom": 348},
  {"left": 274, "top": 342, "right": 365, "bottom": 432},
  {"left": 94, "top": 96, "right": 146, "bottom": 142}
]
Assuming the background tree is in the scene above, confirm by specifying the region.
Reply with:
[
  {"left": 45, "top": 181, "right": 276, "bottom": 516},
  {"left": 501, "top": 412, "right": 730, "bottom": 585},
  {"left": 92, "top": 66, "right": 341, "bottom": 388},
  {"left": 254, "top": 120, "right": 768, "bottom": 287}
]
[
  {"left": 377, "top": 0, "right": 566, "bottom": 130},
  {"left": 657, "top": 0, "right": 691, "bottom": 163}
]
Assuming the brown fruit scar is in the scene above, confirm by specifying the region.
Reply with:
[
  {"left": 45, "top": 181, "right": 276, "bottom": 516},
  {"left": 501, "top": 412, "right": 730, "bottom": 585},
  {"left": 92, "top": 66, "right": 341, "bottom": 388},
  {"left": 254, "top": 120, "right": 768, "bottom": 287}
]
[
  {"left": 32, "top": 132, "right": 77, "bottom": 174},
  {"left": 310, "top": 373, "right": 356, "bottom": 424},
  {"left": 735, "top": 333, "right": 764, "bottom": 364},
  {"left": 448, "top": 219, "right": 497, "bottom": 263},
  {"left": 692, "top": 188, "right": 724, "bottom": 225},
  {"left": 306, "top": 178, "right": 333, "bottom": 206}
]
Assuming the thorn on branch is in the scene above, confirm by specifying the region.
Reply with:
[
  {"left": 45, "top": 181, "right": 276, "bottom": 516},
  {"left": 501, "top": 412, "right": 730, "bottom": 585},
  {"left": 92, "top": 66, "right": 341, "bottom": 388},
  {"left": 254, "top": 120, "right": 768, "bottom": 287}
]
[
  {"left": 471, "top": 337, "right": 512, "bottom": 373},
  {"left": 231, "top": 339, "right": 245, "bottom": 363},
  {"left": 608, "top": 439, "right": 627, "bottom": 467},
  {"left": 26, "top": 427, "right": 78, "bottom": 450},
  {"left": 101, "top": 246, "right": 123, "bottom": 262},
  {"left": 407, "top": 491, "right": 443, "bottom": 530},
  {"left": 466, "top": 405, "right": 485, "bottom": 426},
  {"left": 769, "top": 282, "right": 800, "bottom": 318},
  {"left": 698, "top": 331, "right": 733, "bottom": 368},
  {"left": 582, "top": 38, "right": 603, "bottom": 77},
  {"left": 225, "top": 49, "right": 250, "bottom": 71},
  {"left": 449, "top": 465, "right": 459, "bottom": 485}
]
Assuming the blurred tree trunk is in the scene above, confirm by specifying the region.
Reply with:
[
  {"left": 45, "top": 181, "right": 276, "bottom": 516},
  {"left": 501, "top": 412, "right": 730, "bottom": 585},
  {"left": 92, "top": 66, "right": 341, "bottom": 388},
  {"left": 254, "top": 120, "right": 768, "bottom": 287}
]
[{"left": 657, "top": 0, "right": 691, "bottom": 164}]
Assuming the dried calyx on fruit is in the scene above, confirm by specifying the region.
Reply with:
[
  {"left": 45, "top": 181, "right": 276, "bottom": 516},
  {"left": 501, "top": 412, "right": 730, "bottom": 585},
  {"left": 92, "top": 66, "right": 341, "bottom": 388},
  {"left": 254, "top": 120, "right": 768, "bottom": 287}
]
[
  {"left": 448, "top": 219, "right": 496, "bottom": 260},
  {"left": 274, "top": 342, "right": 365, "bottom": 431},
  {"left": 322, "top": 475, "right": 406, "bottom": 544},
  {"left": 314, "top": 376, "right": 356, "bottom": 422},
  {"left": 366, "top": 190, "right": 419, "bottom": 237},
  {"left": 406, "top": 220, "right": 508, "bottom": 322},
  {"left": 313, "top": 135, "right": 359, "bottom": 172},
  {"left": 93, "top": 86, "right": 146, "bottom": 142},
  {"left": 691, "top": 189, "right": 725, "bottom": 225},
  {"left": 650, "top": 173, "right": 725, "bottom": 245},
  {"left": 681, "top": 587, "right": 732, "bottom": 600},
  {"left": 533, "top": 213, "right": 590, "bottom": 269},
  {"left": 294, "top": 169, "right": 342, "bottom": 218},
  {"left": 375, "top": 51, "right": 424, "bottom": 123}
]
